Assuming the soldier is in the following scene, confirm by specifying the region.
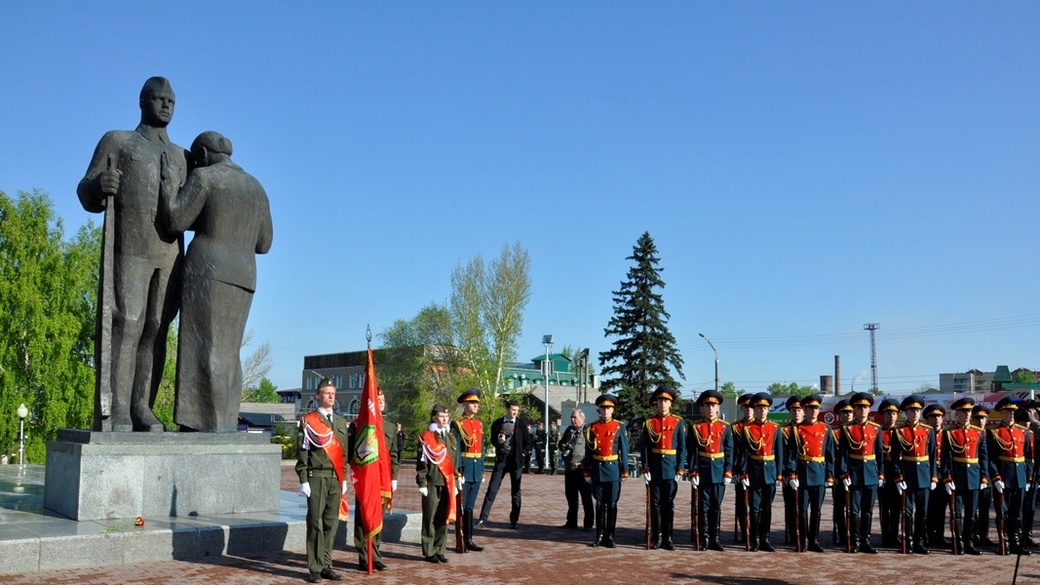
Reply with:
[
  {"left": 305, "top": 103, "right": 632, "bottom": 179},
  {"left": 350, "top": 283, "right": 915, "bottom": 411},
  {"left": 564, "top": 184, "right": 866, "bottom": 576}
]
[
  {"left": 972, "top": 405, "right": 996, "bottom": 548},
  {"left": 731, "top": 393, "right": 753, "bottom": 544},
  {"left": 735, "top": 392, "right": 783, "bottom": 552},
  {"left": 785, "top": 394, "right": 834, "bottom": 553},
  {"left": 584, "top": 394, "right": 629, "bottom": 548},
  {"left": 831, "top": 399, "right": 854, "bottom": 549},
  {"left": 941, "top": 397, "right": 989, "bottom": 555},
  {"left": 837, "top": 392, "right": 883, "bottom": 554},
  {"left": 877, "top": 398, "right": 902, "bottom": 548},
  {"left": 1018, "top": 400, "right": 1040, "bottom": 546},
  {"left": 451, "top": 388, "right": 485, "bottom": 552},
  {"left": 892, "top": 395, "right": 938, "bottom": 555},
  {"left": 924, "top": 403, "right": 950, "bottom": 549},
  {"left": 988, "top": 397, "right": 1034, "bottom": 555},
  {"left": 417, "top": 404, "right": 461, "bottom": 563},
  {"left": 780, "top": 396, "right": 804, "bottom": 547},
  {"left": 640, "top": 386, "right": 687, "bottom": 550},
  {"left": 687, "top": 389, "right": 734, "bottom": 551}
]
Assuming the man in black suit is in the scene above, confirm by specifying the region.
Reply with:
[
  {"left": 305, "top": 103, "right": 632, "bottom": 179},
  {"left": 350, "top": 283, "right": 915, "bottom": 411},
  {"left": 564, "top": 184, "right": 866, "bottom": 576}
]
[{"left": 477, "top": 400, "right": 532, "bottom": 529}]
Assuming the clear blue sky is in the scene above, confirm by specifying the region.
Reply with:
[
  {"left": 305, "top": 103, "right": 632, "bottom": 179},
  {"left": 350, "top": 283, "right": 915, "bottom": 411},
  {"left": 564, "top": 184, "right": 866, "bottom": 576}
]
[{"left": 3, "top": 3, "right": 1038, "bottom": 397}]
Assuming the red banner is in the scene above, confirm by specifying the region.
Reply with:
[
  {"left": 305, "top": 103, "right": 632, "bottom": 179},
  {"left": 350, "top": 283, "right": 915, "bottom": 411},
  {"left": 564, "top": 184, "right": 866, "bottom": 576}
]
[{"left": 349, "top": 347, "right": 393, "bottom": 545}]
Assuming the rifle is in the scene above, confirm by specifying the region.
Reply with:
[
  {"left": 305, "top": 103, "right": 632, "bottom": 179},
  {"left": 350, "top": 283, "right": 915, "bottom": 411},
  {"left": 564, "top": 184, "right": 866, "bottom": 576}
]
[
  {"left": 743, "top": 484, "right": 751, "bottom": 552},
  {"left": 455, "top": 483, "right": 466, "bottom": 554},
  {"left": 794, "top": 484, "right": 801, "bottom": 553},
  {"left": 948, "top": 490, "right": 959, "bottom": 556},
  {"left": 900, "top": 490, "right": 908, "bottom": 554},
  {"left": 692, "top": 482, "right": 700, "bottom": 550},
  {"left": 645, "top": 481, "right": 652, "bottom": 549},
  {"left": 996, "top": 489, "right": 1007, "bottom": 556}
]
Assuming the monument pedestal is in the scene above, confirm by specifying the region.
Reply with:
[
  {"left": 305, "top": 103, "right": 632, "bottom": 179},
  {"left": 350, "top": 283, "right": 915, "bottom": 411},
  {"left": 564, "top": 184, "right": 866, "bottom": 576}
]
[{"left": 44, "top": 429, "right": 281, "bottom": 521}]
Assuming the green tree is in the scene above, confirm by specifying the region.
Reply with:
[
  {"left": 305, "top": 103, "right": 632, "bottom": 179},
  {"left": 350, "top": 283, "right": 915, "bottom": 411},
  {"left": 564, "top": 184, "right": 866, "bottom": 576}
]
[
  {"left": 151, "top": 326, "right": 177, "bottom": 429},
  {"left": 244, "top": 377, "right": 279, "bottom": 403},
  {"left": 599, "top": 232, "right": 684, "bottom": 422},
  {"left": 766, "top": 382, "right": 816, "bottom": 397},
  {"left": 0, "top": 190, "right": 98, "bottom": 462},
  {"left": 719, "top": 381, "right": 746, "bottom": 400},
  {"left": 1012, "top": 369, "right": 1037, "bottom": 384}
]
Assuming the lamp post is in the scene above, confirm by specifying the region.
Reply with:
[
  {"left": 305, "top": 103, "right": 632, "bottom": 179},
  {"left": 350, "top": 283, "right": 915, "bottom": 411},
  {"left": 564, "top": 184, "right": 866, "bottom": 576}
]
[
  {"left": 698, "top": 333, "right": 719, "bottom": 392},
  {"left": 542, "top": 334, "right": 554, "bottom": 473},
  {"left": 17, "top": 403, "right": 28, "bottom": 468}
]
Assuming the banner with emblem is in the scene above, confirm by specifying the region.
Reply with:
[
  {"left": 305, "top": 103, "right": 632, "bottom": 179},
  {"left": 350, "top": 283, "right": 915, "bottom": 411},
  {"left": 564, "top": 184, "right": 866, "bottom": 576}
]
[{"left": 349, "top": 346, "right": 393, "bottom": 545}]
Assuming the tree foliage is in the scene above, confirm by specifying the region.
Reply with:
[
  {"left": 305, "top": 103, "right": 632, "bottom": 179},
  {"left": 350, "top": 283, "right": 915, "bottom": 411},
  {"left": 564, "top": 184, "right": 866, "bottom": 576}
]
[
  {"left": 765, "top": 381, "right": 817, "bottom": 397},
  {"left": 0, "top": 190, "right": 98, "bottom": 462},
  {"left": 244, "top": 377, "right": 279, "bottom": 403},
  {"left": 599, "top": 232, "right": 684, "bottom": 422}
]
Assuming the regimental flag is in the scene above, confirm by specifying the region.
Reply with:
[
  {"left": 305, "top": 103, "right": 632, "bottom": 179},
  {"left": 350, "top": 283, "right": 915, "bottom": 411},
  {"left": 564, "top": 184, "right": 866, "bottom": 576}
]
[{"left": 349, "top": 346, "right": 393, "bottom": 545}]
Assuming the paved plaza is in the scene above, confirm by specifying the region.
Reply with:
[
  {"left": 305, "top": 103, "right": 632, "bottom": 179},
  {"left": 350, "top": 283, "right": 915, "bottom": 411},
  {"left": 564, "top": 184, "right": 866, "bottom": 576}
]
[{"left": 1, "top": 463, "right": 1037, "bottom": 584}]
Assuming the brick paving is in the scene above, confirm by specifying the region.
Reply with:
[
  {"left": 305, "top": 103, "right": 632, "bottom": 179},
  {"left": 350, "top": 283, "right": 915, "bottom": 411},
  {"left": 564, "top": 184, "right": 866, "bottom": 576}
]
[{"left": 1, "top": 465, "right": 1037, "bottom": 584}]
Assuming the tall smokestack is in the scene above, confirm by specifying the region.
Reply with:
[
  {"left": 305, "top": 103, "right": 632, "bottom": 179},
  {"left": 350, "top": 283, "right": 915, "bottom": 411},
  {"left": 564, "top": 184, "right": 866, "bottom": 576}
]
[
  {"left": 820, "top": 375, "right": 833, "bottom": 396},
  {"left": 834, "top": 355, "right": 841, "bottom": 396}
]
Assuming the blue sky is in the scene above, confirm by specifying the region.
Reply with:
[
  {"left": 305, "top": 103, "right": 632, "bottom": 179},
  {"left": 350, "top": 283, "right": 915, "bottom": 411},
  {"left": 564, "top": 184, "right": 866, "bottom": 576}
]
[{"left": 3, "top": 3, "right": 1039, "bottom": 397}]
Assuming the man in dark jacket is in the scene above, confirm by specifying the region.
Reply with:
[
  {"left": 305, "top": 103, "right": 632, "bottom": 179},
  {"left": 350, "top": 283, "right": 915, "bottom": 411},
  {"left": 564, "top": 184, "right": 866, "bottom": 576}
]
[{"left": 476, "top": 400, "right": 532, "bottom": 529}]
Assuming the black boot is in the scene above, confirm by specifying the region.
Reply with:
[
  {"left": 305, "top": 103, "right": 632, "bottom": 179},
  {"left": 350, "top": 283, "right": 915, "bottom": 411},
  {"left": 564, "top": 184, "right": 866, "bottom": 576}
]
[
  {"left": 859, "top": 513, "right": 877, "bottom": 554},
  {"left": 708, "top": 511, "right": 725, "bottom": 551},
  {"left": 1010, "top": 519, "right": 1033, "bottom": 556},
  {"left": 698, "top": 511, "right": 709, "bottom": 550},
  {"left": 912, "top": 510, "right": 929, "bottom": 554},
  {"left": 748, "top": 511, "right": 760, "bottom": 552},
  {"left": 603, "top": 508, "right": 617, "bottom": 548},
  {"left": 798, "top": 512, "right": 809, "bottom": 552},
  {"left": 735, "top": 487, "right": 747, "bottom": 544},
  {"left": 962, "top": 517, "right": 981, "bottom": 555},
  {"left": 759, "top": 509, "right": 775, "bottom": 552},
  {"left": 464, "top": 510, "right": 483, "bottom": 552},
  {"left": 661, "top": 508, "right": 675, "bottom": 550},
  {"left": 588, "top": 506, "right": 605, "bottom": 547},
  {"left": 650, "top": 508, "right": 661, "bottom": 549},
  {"left": 808, "top": 508, "right": 824, "bottom": 552},
  {"left": 848, "top": 514, "right": 860, "bottom": 553}
]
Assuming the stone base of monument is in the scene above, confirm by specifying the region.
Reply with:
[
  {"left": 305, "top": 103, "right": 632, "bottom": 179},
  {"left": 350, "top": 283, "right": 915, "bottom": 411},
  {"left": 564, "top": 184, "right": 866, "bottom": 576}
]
[{"left": 44, "top": 429, "right": 281, "bottom": 520}]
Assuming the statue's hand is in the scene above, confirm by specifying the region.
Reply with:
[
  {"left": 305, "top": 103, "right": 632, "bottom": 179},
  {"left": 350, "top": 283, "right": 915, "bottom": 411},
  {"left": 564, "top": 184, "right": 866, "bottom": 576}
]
[{"left": 99, "top": 153, "right": 121, "bottom": 197}]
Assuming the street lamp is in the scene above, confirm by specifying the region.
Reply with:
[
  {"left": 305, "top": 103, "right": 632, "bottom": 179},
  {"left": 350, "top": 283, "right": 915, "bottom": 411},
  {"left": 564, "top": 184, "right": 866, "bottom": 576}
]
[
  {"left": 698, "top": 333, "right": 719, "bottom": 392},
  {"left": 17, "top": 403, "right": 28, "bottom": 468},
  {"left": 542, "top": 334, "right": 554, "bottom": 472}
]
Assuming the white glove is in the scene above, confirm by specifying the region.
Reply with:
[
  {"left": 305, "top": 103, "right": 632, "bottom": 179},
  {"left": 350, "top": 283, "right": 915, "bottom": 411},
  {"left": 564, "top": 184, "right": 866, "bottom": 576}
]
[
  {"left": 788, "top": 478, "right": 799, "bottom": 490},
  {"left": 995, "top": 480, "right": 1005, "bottom": 493},
  {"left": 457, "top": 477, "right": 465, "bottom": 490},
  {"left": 929, "top": 481, "right": 937, "bottom": 491},
  {"left": 741, "top": 477, "right": 750, "bottom": 489},
  {"left": 342, "top": 480, "right": 349, "bottom": 495},
  {"left": 897, "top": 481, "right": 907, "bottom": 495},
  {"left": 674, "top": 474, "right": 682, "bottom": 483},
  {"left": 775, "top": 480, "right": 783, "bottom": 488},
  {"left": 879, "top": 479, "right": 885, "bottom": 487},
  {"left": 643, "top": 471, "right": 652, "bottom": 483},
  {"left": 944, "top": 482, "right": 955, "bottom": 494},
  {"left": 459, "top": 475, "right": 466, "bottom": 484},
  {"left": 842, "top": 477, "right": 851, "bottom": 489},
  {"left": 825, "top": 480, "right": 834, "bottom": 488},
  {"left": 723, "top": 477, "right": 732, "bottom": 486},
  {"left": 299, "top": 482, "right": 311, "bottom": 498},
  {"left": 419, "top": 486, "right": 429, "bottom": 497},
  {"left": 691, "top": 475, "right": 701, "bottom": 488},
  {"left": 392, "top": 479, "right": 398, "bottom": 492},
  {"left": 979, "top": 482, "right": 989, "bottom": 490}
]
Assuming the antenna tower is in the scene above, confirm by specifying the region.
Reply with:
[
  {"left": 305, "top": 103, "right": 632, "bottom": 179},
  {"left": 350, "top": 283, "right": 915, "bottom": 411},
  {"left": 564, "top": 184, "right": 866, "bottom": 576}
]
[{"left": 864, "top": 323, "right": 880, "bottom": 392}]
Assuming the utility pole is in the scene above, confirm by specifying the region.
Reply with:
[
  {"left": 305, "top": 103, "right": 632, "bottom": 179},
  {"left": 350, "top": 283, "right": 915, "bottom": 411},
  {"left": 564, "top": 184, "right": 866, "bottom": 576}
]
[{"left": 864, "top": 323, "right": 880, "bottom": 392}]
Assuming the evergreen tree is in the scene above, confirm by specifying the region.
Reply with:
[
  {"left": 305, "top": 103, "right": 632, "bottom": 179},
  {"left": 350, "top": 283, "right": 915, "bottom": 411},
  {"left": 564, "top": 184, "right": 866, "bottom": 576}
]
[{"left": 599, "top": 231, "right": 684, "bottom": 422}]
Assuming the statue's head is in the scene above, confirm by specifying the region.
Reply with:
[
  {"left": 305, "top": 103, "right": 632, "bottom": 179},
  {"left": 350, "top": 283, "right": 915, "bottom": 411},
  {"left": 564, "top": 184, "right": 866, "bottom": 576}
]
[
  {"left": 190, "top": 131, "right": 233, "bottom": 166},
  {"left": 139, "top": 77, "right": 176, "bottom": 128}
]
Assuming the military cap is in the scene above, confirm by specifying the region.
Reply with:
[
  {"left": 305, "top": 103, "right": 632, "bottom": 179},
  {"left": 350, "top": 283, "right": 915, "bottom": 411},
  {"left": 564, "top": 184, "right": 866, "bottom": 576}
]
[
  {"left": 595, "top": 394, "right": 619, "bottom": 408},
  {"left": 923, "top": 404, "right": 946, "bottom": 418},
  {"left": 971, "top": 404, "right": 990, "bottom": 418},
  {"left": 429, "top": 404, "right": 449, "bottom": 418},
  {"left": 834, "top": 399, "right": 853, "bottom": 413},
  {"left": 995, "top": 396, "right": 1020, "bottom": 411},
  {"left": 785, "top": 396, "right": 803, "bottom": 410},
  {"left": 849, "top": 392, "right": 875, "bottom": 408},
  {"left": 749, "top": 392, "right": 773, "bottom": 408},
  {"left": 900, "top": 395, "right": 925, "bottom": 411},
  {"left": 318, "top": 377, "right": 335, "bottom": 389},
  {"left": 950, "top": 397, "right": 975, "bottom": 411},
  {"left": 457, "top": 388, "right": 481, "bottom": 403},
  {"left": 697, "top": 389, "right": 724, "bottom": 406},
  {"left": 800, "top": 394, "right": 823, "bottom": 408},
  {"left": 737, "top": 394, "right": 752, "bottom": 406},
  {"left": 878, "top": 398, "right": 900, "bottom": 413},
  {"left": 652, "top": 386, "right": 677, "bottom": 402}
]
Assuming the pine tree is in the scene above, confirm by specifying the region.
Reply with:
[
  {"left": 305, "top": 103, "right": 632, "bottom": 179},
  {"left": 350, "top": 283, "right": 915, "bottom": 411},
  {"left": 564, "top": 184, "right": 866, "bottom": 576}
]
[{"left": 598, "top": 232, "right": 684, "bottom": 421}]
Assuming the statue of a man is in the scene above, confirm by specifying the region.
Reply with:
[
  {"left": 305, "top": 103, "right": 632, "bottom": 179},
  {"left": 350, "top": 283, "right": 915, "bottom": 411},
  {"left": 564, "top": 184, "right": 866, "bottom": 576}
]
[
  {"left": 77, "top": 77, "right": 189, "bottom": 432},
  {"left": 161, "top": 131, "right": 273, "bottom": 432}
]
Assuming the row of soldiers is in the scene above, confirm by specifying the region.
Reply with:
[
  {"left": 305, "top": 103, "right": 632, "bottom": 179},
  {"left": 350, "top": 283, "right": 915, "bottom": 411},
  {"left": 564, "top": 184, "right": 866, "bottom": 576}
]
[{"left": 631, "top": 387, "right": 1038, "bottom": 555}]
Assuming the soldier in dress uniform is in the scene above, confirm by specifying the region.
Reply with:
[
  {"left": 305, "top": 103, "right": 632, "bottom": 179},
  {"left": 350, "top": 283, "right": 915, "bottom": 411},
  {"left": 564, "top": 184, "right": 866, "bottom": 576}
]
[
  {"left": 687, "top": 389, "right": 733, "bottom": 551},
  {"left": 877, "top": 398, "right": 902, "bottom": 548},
  {"left": 784, "top": 393, "right": 834, "bottom": 553},
  {"left": 831, "top": 399, "right": 854, "bottom": 549},
  {"left": 972, "top": 404, "right": 996, "bottom": 548},
  {"left": 640, "top": 386, "right": 687, "bottom": 550},
  {"left": 924, "top": 403, "right": 951, "bottom": 549},
  {"left": 892, "top": 395, "right": 937, "bottom": 555},
  {"left": 731, "top": 393, "right": 753, "bottom": 544},
  {"left": 837, "top": 391, "right": 883, "bottom": 554},
  {"left": 735, "top": 392, "right": 783, "bottom": 552},
  {"left": 584, "top": 394, "right": 629, "bottom": 548},
  {"left": 417, "top": 404, "right": 461, "bottom": 564},
  {"left": 451, "top": 388, "right": 485, "bottom": 552},
  {"left": 941, "top": 397, "right": 989, "bottom": 555},
  {"left": 1018, "top": 400, "right": 1040, "bottom": 547},
  {"left": 781, "top": 396, "right": 804, "bottom": 547},
  {"left": 988, "top": 397, "right": 1034, "bottom": 555}
]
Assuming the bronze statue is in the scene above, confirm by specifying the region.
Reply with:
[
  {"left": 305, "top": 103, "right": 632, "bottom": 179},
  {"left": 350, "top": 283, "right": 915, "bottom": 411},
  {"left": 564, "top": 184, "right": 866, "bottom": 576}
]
[
  {"left": 161, "top": 131, "right": 273, "bottom": 432},
  {"left": 77, "top": 76, "right": 189, "bottom": 432}
]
